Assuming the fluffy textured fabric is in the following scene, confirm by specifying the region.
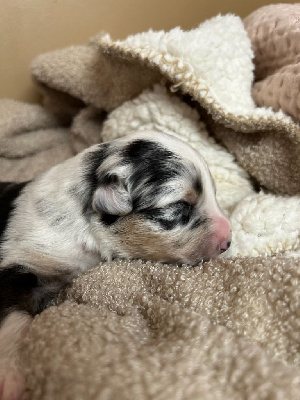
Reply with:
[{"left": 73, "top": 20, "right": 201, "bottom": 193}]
[
  {"left": 0, "top": 5, "right": 299, "bottom": 399},
  {"left": 0, "top": 100, "right": 75, "bottom": 182},
  {"left": 245, "top": 4, "right": 300, "bottom": 122},
  {"left": 23, "top": 257, "right": 300, "bottom": 400}
]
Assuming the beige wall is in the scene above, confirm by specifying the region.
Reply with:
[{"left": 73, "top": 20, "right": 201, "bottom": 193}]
[{"left": 0, "top": 0, "right": 288, "bottom": 103}]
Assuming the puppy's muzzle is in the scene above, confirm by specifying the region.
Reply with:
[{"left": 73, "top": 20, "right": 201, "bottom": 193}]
[{"left": 212, "top": 215, "right": 231, "bottom": 256}]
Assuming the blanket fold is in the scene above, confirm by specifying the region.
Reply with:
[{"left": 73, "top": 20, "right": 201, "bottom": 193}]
[{"left": 0, "top": 4, "right": 299, "bottom": 399}]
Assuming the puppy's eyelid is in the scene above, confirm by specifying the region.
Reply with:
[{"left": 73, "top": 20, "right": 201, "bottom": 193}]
[
  {"left": 146, "top": 200, "right": 191, "bottom": 212},
  {"left": 169, "top": 200, "right": 194, "bottom": 212}
]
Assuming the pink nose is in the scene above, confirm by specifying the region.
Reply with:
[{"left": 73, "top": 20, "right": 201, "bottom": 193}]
[
  {"left": 220, "top": 240, "right": 231, "bottom": 253},
  {"left": 214, "top": 216, "right": 231, "bottom": 254}
]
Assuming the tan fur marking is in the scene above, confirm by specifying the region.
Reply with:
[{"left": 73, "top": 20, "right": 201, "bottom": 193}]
[
  {"left": 114, "top": 215, "right": 211, "bottom": 264},
  {"left": 184, "top": 190, "right": 198, "bottom": 205},
  {"left": 20, "top": 251, "right": 70, "bottom": 275}
]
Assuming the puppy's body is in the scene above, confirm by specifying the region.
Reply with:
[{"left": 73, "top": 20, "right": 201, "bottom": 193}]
[{"left": 0, "top": 131, "right": 231, "bottom": 399}]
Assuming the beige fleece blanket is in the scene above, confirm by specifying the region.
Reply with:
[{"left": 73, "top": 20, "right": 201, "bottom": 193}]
[
  {"left": 23, "top": 257, "right": 300, "bottom": 400},
  {"left": 0, "top": 4, "right": 299, "bottom": 399}
]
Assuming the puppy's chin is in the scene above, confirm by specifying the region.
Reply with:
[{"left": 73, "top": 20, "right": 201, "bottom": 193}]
[
  {"left": 180, "top": 248, "right": 228, "bottom": 266},
  {"left": 167, "top": 242, "right": 228, "bottom": 266}
]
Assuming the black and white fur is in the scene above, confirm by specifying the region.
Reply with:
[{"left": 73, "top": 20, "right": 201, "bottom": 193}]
[{"left": 0, "top": 131, "right": 231, "bottom": 399}]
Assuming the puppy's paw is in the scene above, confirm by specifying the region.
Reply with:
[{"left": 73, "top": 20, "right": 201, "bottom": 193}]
[{"left": 0, "top": 360, "right": 25, "bottom": 400}]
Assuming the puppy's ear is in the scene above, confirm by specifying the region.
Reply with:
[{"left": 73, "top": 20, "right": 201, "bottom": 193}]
[{"left": 92, "top": 175, "right": 132, "bottom": 216}]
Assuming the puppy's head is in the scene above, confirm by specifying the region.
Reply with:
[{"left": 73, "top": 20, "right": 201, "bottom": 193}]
[{"left": 81, "top": 131, "right": 231, "bottom": 265}]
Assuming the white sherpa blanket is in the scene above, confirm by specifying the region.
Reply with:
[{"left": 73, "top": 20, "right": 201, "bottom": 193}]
[{"left": 95, "top": 14, "right": 296, "bottom": 130}]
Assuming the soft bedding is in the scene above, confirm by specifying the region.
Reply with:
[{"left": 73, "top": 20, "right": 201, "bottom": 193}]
[{"left": 0, "top": 4, "right": 299, "bottom": 399}]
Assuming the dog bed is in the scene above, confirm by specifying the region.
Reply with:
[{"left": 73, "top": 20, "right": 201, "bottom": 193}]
[{"left": 0, "top": 4, "right": 299, "bottom": 399}]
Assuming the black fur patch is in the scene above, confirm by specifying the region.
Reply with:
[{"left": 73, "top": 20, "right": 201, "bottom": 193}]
[
  {"left": 0, "top": 181, "right": 29, "bottom": 243},
  {"left": 101, "top": 213, "right": 120, "bottom": 226},
  {"left": 0, "top": 265, "right": 72, "bottom": 324},
  {"left": 122, "top": 139, "right": 186, "bottom": 210},
  {"left": 193, "top": 177, "right": 203, "bottom": 196}
]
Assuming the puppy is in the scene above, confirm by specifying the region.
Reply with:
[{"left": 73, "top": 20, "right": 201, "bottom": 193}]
[{"left": 0, "top": 130, "right": 231, "bottom": 399}]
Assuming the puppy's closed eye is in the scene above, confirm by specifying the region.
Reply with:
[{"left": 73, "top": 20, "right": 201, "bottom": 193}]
[{"left": 141, "top": 201, "right": 194, "bottom": 230}]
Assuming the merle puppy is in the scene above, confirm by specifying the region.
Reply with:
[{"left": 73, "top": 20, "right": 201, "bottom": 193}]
[{"left": 0, "top": 131, "right": 231, "bottom": 399}]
